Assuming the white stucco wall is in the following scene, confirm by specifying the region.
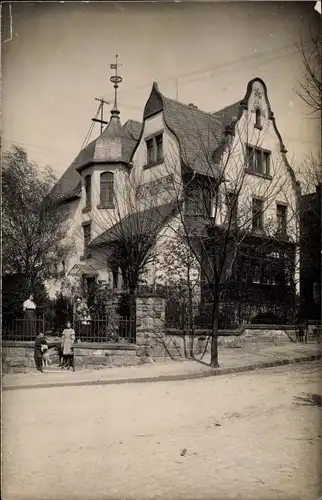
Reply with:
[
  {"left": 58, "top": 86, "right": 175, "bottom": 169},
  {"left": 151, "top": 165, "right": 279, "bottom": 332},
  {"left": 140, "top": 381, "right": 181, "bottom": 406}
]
[
  {"left": 220, "top": 79, "right": 298, "bottom": 242},
  {"left": 131, "top": 112, "right": 182, "bottom": 210}
]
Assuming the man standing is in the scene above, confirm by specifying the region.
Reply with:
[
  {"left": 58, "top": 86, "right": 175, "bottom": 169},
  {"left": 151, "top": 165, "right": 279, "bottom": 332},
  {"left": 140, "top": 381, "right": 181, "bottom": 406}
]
[{"left": 34, "top": 332, "right": 48, "bottom": 372}]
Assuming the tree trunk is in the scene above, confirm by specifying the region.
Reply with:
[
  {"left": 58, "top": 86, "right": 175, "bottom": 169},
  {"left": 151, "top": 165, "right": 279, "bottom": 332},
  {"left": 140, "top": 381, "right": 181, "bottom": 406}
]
[
  {"left": 210, "top": 296, "right": 220, "bottom": 368},
  {"left": 188, "top": 282, "right": 194, "bottom": 359}
]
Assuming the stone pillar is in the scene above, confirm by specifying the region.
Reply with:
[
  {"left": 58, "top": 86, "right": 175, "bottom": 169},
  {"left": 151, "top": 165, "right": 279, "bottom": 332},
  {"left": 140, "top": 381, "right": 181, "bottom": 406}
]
[{"left": 136, "top": 295, "right": 167, "bottom": 358}]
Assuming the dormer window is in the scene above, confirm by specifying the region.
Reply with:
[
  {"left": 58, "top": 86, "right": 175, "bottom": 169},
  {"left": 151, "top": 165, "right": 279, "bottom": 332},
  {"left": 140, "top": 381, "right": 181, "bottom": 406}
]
[
  {"left": 84, "top": 175, "right": 91, "bottom": 208},
  {"left": 156, "top": 134, "right": 163, "bottom": 162},
  {"left": 146, "top": 138, "right": 154, "bottom": 164},
  {"left": 100, "top": 172, "right": 114, "bottom": 208},
  {"left": 255, "top": 108, "right": 262, "bottom": 129},
  {"left": 145, "top": 132, "right": 164, "bottom": 167}
]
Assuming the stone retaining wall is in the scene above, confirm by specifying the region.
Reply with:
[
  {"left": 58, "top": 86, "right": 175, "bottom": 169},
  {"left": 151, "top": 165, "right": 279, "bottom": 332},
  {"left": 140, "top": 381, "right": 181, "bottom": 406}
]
[
  {"left": 161, "top": 328, "right": 297, "bottom": 358},
  {"left": 1, "top": 294, "right": 303, "bottom": 372},
  {"left": 1, "top": 341, "right": 142, "bottom": 374}
]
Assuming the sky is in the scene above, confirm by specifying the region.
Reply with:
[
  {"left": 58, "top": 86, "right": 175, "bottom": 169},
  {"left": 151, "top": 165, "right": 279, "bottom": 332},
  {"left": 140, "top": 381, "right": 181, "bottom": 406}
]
[{"left": 2, "top": 1, "right": 321, "bottom": 179}]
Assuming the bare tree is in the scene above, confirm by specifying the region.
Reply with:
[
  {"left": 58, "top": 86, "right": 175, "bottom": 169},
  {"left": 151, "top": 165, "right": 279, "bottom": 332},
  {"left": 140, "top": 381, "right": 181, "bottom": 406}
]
[
  {"left": 146, "top": 109, "right": 298, "bottom": 367},
  {"left": 298, "top": 152, "right": 322, "bottom": 195},
  {"left": 155, "top": 233, "right": 201, "bottom": 358},
  {"left": 2, "top": 145, "right": 72, "bottom": 288},
  {"left": 80, "top": 173, "right": 175, "bottom": 329},
  {"left": 295, "top": 27, "right": 321, "bottom": 115}
]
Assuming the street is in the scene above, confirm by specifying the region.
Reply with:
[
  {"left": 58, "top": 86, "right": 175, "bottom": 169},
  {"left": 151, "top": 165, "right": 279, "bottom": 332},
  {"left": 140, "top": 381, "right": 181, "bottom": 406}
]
[{"left": 2, "top": 362, "right": 322, "bottom": 500}]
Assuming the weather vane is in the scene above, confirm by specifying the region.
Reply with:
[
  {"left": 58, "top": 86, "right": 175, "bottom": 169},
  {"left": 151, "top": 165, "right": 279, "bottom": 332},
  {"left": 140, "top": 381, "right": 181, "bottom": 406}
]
[{"left": 110, "top": 55, "right": 123, "bottom": 112}]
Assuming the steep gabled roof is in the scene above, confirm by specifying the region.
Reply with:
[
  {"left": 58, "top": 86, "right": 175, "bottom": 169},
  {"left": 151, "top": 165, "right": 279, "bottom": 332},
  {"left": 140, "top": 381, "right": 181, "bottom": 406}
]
[
  {"left": 89, "top": 201, "right": 179, "bottom": 247},
  {"left": 123, "top": 119, "right": 142, "bottom": 141},
  {"left": 50, "top": 162, "right": 82, "bottom": 202},
  {"left": 75, "top": 115, "right": 137, "bottom": 173},
  {"left": 212, "top": 101, "right": 243, "bottom": 128},
  {"left": 142, "top": 83, "right": 241, "bottom": 178},
  {"left": 51, "top": 118, "right": 140, "bottom": 202}
]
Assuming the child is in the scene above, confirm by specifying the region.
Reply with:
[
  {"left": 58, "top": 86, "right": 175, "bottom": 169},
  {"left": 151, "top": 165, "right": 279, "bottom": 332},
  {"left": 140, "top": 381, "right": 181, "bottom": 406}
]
[
  {"left": 61, "top": 321, "right": 76, "bottom": 372},
  {"left": 34, "top": 332, "right": 48, "bottom": 373}
]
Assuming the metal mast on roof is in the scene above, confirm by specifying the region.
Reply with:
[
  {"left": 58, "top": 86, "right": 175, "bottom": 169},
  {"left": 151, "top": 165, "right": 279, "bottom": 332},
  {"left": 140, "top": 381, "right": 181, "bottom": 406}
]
[
  {"left": 92, "top": 98, "right": 110, "bottom": 134},
  {"left": 110, "top": 54, "right": 123, "bottom": 117}
]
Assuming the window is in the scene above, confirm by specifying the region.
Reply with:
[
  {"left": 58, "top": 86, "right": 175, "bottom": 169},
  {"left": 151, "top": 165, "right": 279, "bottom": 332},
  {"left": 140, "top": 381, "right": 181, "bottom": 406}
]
[
  {"left": 84, "top": 175, "right": 91, "bottom": 208},
  {"left": 246, "top": 145, "right": 271, "bottom": 176},
  {"left": 100, "top": 172, "right": 114, "bottom": 207},
  {"left": 146, "top": 138, "right": 155, "bottom": 164},
  {"left": 252, "top": 260, "right": 261, "bottom": 284},
  {"left": 255, "top": 108, "right": 262, "bottom": 128},
  {"left": 276, "top": 204, "right": 287, "bottom": 235},
  {"left": 252, "top": 198, "right": 264, "bottom": 231},
  {"left": 145, "top": 133, "right": 164, "bottom": 166},
  {"left": 264, "top": 152, "right": 270, "bottom": 175},
  {"left": 226, "top": 192, "right": 238, "bottom": 226},
  {"left": 156, "top": 134, "right": 163, "bottom": 162},
  {"left": 184, "top": 179, "right": 212, "bottom": 216},
  {"left": 83, "top": 223, "right": 91, "bottom": 257},
  {"left": 254, "top": 149, "right": 263, "bottom": 174}
]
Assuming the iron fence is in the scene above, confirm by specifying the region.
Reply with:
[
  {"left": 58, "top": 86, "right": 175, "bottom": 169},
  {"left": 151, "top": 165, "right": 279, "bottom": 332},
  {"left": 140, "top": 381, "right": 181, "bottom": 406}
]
[
  {"left": 74, "top": 317, "right": 136, "bottom": 343},
  {"left": 2, "top": 318, "right": 47, "bottom": 341},
  {"left": 2, "top": 316, "right": 136, "bottom": 344},
  {"left": 165, "top": 299, "right": 295, "bottom": 331}
]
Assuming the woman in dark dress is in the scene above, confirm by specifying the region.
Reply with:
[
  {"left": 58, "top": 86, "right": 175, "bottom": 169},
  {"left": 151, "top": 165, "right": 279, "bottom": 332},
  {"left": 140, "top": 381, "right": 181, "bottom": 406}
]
[{"left": 23, "top": 294, "right": 37, "bottom": 338}]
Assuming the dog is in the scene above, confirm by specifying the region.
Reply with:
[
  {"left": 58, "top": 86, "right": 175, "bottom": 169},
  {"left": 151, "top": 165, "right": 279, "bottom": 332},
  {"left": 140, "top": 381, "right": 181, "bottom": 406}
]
[{"left": 41, "top": 344, "right": 49, "bottom": 368}]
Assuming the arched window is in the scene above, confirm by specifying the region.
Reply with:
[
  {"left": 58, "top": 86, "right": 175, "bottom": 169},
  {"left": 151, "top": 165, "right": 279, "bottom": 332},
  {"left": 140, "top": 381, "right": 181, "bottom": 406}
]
[
  {"left": 100, "top": 172, "right": 114, "bottom": 207},
  {"left": 84, "top": 174, "right": 91, "bottom": 208},
  {"left": 255, "top": 108, "right": 262, "bottom": 128}
]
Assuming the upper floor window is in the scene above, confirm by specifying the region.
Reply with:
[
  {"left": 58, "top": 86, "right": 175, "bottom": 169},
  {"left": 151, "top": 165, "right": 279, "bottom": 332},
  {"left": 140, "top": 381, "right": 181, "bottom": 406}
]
[
  {"left": 252, "top": 260, "right": 261, "bottom": 284},
  {"left": 84, "top": 175, "right": 92, "bottom": 208},
  {"left": 252, "top": 198, "right": 264, "bottom": 231},
  {"left": 184, "top": 178, "right": 212, "bottom": 216},
  {"left": 255, "top": 108, "right": 262, "bottom": 129},
  {"left": 156, "top": 134, "right": 163, "bottom": 162},
  {"left": 83, "top": 223, "right": 91, "bottom": 257},
  {"left": 100, "top": 172, "right": 114, "bottom": 207},
  {"left": 146, "top": 138, "right": 154, "bottom": 164},
  {"left": 246, "top": 145, "right": 271, "bottom": 176},
  {"left": 276, "top": 204, "right": 287, "bottom": 235},
  {"left": 145, "top": 132, "right": 164, "bottom": 166}
]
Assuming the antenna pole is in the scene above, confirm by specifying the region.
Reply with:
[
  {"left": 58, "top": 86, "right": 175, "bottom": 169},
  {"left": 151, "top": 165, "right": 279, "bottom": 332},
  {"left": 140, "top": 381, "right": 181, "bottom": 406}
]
[{"left": 92, "top": 98, "right": 110, "bottom": 134}]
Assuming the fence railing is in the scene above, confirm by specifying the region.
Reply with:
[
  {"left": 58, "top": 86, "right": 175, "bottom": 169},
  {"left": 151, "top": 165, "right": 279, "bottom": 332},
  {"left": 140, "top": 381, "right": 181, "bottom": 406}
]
[
  {"left": 2, "top": 318, "right": 47, "bottom": 341},
  {"left": 165, "top": 300, "right": 295, "bottom": 331},
  {"left": 2, "top": 316, "right": 136, "bottom": 343},
  {"left": 74, "top": 317, "right": 136, "bottom": 343}
]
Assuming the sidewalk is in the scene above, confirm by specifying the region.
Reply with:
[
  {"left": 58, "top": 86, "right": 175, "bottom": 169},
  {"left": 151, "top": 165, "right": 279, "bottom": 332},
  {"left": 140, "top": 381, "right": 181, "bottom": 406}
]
[{"left": 2, "top": 343, "right": 321, "bottom": 391}]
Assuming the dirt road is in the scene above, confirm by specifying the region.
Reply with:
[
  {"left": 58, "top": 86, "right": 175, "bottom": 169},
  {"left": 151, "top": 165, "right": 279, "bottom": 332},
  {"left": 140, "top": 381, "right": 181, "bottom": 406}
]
[{"left": 2, "top": 362, "right": 321, "bottom": 500}]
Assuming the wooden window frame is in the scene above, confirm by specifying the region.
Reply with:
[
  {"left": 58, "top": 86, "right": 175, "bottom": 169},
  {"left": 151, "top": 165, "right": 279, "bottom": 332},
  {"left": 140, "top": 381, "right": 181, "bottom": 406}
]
[
  {"left": 98, "top": 171, "right": 115, "bottom": 209},
  {"left": 246, "top": 144, "right": 272, "bottom": 179},
  {"left": 144, "top": 131, "right": 164, "bottom": 168},
  {"left": 252, "top": 198, "right": 264, "bottom": 232},
  {"left": 254, "top": 108, "right": 263, "bottom": 130},
  {"left": 82, "top": 222, "right": 92, "bottom": 260},
  {"left": 84, "top": 174, "right": 92, "bottom": 210},
  {"left": 276, "top": 203, "right": 288, "bottom": 236}
]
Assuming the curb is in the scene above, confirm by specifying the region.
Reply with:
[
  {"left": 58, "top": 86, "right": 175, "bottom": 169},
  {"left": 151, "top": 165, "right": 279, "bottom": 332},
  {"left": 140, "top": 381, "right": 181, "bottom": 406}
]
[{"left": 3, "top": 353, "right": 321, "bottom": 392}]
